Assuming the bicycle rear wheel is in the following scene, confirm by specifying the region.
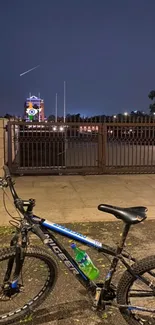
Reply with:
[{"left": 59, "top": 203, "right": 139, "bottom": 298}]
[
  {"left": 0, "top": 246, "right": 58, "bottom": 325},
  {"left": 117, "top": 255, "right": 155, "bottom": 325}
]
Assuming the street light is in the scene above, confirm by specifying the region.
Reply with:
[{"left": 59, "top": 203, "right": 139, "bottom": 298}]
[
  {"left": 113, "top": 115, "right": 117, "bottom": 118},
  {"left": 124, "top": 112, "right": 128, "bottom": 116}
]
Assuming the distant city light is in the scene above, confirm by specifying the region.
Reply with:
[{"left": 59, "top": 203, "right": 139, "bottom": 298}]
[{"left": 59, "top": 126, "right": 64, "bottom": 131}]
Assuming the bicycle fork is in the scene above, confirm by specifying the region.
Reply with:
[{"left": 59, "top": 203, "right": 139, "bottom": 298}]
[{"left": 3, "top": 227, "right": 28, "bottom": 294}]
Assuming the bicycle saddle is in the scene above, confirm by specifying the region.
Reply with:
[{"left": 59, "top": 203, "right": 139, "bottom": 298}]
[{"left": 98, "top": 204, "right": 147, "bottom": 224}]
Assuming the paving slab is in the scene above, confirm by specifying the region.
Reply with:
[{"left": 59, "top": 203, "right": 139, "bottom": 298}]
[{"left": 0, "top": 174, "right": 155, "bottom": 225}]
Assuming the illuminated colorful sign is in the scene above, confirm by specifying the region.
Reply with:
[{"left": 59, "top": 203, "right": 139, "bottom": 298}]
[{"left": 26, "top": 102, "right": 41, "bottom": 121}]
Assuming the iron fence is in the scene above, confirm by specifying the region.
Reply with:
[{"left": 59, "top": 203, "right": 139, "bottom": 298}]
[{"left": 5, "top": 120, "right": 155, "bottom": 175}]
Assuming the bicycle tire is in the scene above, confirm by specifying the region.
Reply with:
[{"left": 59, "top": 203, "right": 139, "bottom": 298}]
[
  {"left": 0, "top": 245, "right": 58, "bottom": 325},
  {"left": 117, "top": 255, "right": 155, "bottom": 325}
]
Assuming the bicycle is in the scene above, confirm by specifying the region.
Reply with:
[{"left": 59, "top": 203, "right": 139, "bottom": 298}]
[{"left": 0, "top": 166, "right": 155, "bottom": 325}]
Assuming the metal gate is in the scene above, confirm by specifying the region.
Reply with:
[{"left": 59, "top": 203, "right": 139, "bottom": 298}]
[
  {"left": 105, "top": 123, "right": 155, "bottom": 173},
  {"left": 6, "top": 121, "right": 155, "bottom": 175},
  {"left": 7, "top": 121, "right": 102, "bottom": 175}
]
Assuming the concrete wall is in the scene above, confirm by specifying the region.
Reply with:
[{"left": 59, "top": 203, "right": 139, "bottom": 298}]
[
  {"left": 0, "top": 119, "right": 5, "bottom": 175},
  {"left": 0, "top": 119, "right": 8, "bottom": 173}
]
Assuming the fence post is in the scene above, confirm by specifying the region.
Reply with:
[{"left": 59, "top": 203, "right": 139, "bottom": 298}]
[
  {"left": 7, "top": 121, "right": 13, "bottom": 171},
  {"left": 0, "top": 118, "right": 8, "bottom": 175},
  {"left": 0, "top": 119, "right": 4, "bottom": 174},
  {"left": 98, "top": 123, "right": 107, "bottom": 172},
  {"left": 102, "top": 123, "right": 107, "bottom": 171}
]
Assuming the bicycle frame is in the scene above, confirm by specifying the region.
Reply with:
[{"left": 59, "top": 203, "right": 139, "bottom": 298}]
[
  {"left": 2, "top": 166, "right": 155, "bottom": 316},
  {"left": 30, "top": 214, "right": 135, "bottom": 295}
]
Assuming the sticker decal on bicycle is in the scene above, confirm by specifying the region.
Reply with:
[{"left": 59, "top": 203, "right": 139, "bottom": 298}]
[
  {"left": 42, "top": 221, "right": 102, "bottom": 248},
  {"left": 43, "top": 234, "right": 80, "bottom": 275}
]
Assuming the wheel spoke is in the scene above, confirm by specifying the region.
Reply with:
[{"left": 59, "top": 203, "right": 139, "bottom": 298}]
[
  {"left": 117, "top": 256, "right": 155, "bottom": 324},
  {"left": 0, "top": 247, "right": 57, "bottom": 324}
]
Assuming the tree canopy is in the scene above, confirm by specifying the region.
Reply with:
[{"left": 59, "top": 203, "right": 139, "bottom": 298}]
[{"left": 148, "top": 90, "right": 155, "bottom": 113}]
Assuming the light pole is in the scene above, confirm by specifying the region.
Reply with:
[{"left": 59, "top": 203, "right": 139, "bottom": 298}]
[
  {"left": 55, "top": 93, "right": 58, "bottom": 123},
  {"left": 64, "top": 81, "right": 66, "bottom": 123}
]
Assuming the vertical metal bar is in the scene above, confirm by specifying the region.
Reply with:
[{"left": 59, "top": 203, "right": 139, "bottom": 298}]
[
  {"left": 32, "top": 126, "right": 34, "bottom": 168},
  {"left": 116, "top": 126, "right": 118, "bottom": 167},
  {"left": 111, "top": 127, "right": 113, "bottom": 168},
  {"left": 3, "top": 120, "right": 6, "bottom": 164},
  {"left": 135, "top": 126, "right": 138, "bottom": 171},
  {"left": 123, "top": 126, "right": 126, "bottom": 169},
  {"left": 55, "top": 93, "right": 58, "bottom": 123},
  {"left": 23, "top": 124, "right": 25, "bottom": 168},
  {"left": 7, "top": 121, "right": 12, "bottom": 171},
  {"left": 102, "top": 123, "right": 107, "bottom": 172},
  {"left": 151, "top": 126, "right": 154, "bottom": 171},
  {"left": 64, "top": 81, "right": 66, "bottom": 123},
  {"left": 139, "top": 126, "right": 142, "bottom": 172},
  {"left": 27, "top": 140, "right": 29, "bottom": 168},
  {"left": 107, "top": 125, "right": 109, "bottom": 168},
  {"left": 127, "top": 127, "right": 130, "bottom": 169},
  {"left": 147, "top": 126, "right": 150, "bottom": 172},
  {"left": 120, "top": 125, "right": 122, "bottom": 168},
  {"left": 131, "top": 126, "right": 134, "bottom": 170}
]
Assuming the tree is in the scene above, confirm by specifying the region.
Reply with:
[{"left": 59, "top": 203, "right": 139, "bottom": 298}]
[
  {"left": 148, "top": 90, "right": 155, "bottom": 114},
  {"left": 148, "top": 90, "right": 155, "bottom": 101},
  {"left": 131, "top": 110, "right": 144, "bottom": 116},
  {"left": 66, "top": 113, "right": 82, "bottom": 122},
  {"left": 4, "top": 113, "right": 13, "bottom": 119},
  {"left": 48, "top": 115, "right": 55, "bottom": 121},
  {"left": 149, "top": 104, "right": 155, "bottom": 114}
]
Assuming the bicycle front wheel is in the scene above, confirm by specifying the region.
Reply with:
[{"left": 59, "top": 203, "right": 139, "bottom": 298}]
[
  {"left": 117, "top": 255, "right": 155, "bottom": 325},
  {"left": 0, "top": 246, "right": 58, "bottom": 325}
]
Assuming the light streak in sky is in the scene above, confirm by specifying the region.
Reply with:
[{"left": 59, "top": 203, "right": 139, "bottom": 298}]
[{"left": 20, "top": 65, "right": 40, "bottom": 76}]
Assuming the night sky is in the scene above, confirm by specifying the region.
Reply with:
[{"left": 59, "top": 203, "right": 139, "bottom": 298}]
[{"left": 0, "top": 0, "right": 155, "bottom": 117}]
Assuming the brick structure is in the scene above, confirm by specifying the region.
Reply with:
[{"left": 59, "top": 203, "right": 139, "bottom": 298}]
[
  {"left": 0, "top": 119, "right": 8, "bottom": 174},
  {"left": 0, "top": 119, "right": 5, "bottom": 174}
]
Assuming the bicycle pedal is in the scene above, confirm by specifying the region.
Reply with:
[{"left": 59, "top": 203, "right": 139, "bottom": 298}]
[{"left": 92, "top": 287, "right": 102, "bottom": 310}]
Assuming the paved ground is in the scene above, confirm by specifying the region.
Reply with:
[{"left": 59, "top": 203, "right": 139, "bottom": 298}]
[
  {"left": 1, "top": 174, "right": 155, "bottom": 225},
  {"left": 0, "top": 220, "right": 155, "bottom": 325}
]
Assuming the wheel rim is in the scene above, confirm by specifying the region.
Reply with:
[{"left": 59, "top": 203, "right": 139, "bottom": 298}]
[{"left": 0, "top": 252, "right": 54, "bottom": 322}]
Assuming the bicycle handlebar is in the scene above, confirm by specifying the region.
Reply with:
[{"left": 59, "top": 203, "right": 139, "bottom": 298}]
[
  {"left": 3, "top": 165, "right": 18, "bottom": 201},
  {"left": 1, "top": 166, "right": 36, "bottom": 225}
]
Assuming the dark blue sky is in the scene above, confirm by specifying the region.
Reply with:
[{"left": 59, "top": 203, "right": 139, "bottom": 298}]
[{"left": 0, "top": 0, "right": 155, "bottom": 117}]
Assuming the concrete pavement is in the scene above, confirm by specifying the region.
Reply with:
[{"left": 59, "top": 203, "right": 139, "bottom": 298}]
[{"left": 1, "top": 174, "right": 155, "bottom": 225}]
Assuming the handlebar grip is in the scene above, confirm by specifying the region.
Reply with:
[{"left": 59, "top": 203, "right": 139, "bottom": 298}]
[{"left": 3, "top": 165, "right": 11, "bottom": 178}]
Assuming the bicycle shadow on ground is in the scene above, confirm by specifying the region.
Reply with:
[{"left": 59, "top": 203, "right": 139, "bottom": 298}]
[{"left": 13, "top": 299, "right": 104, "bottom": 325}]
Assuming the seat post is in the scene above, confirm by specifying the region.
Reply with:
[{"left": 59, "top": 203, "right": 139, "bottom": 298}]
[{"left": 116, "top": 223, "right": 131, "bottom": 255}]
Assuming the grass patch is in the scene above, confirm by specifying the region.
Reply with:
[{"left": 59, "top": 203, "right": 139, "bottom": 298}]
[{"left": 0, "top": 226, "right": 14, "bottom": 235}]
